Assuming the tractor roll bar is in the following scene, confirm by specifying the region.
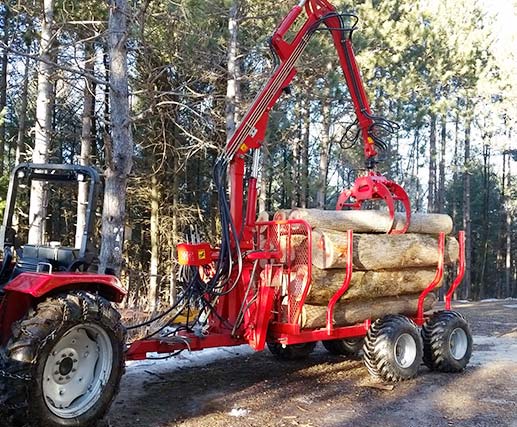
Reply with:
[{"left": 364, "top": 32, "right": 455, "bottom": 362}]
[{"left": 0, "top": 163, "right": 102, "bottom": 257}]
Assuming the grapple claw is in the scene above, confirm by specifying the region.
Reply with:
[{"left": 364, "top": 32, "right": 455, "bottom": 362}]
[
  {"left": 336, "top": 172, "right": 411, "bottom": 234},
  {"left": 384, "top": 181, "right": 411, "bottom": 234}
]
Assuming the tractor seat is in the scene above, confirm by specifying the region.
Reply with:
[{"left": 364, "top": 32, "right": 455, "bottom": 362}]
[{"left": 10, "top": 244, "right": 81, "bottom": 279}]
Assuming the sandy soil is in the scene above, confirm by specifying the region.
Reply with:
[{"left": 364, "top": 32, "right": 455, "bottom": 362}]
[{"left": 107, "top": 300, "right": 517, "bottom": 427}]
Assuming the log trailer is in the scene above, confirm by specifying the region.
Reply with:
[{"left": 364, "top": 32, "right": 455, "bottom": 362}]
[{"left": 0, "top": 1, "right": 472, "bottom": 426}]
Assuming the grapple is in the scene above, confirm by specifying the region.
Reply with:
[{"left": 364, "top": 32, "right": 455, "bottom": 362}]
[{"left": 336, "top": 171, "right": 411, "bottom": 234}]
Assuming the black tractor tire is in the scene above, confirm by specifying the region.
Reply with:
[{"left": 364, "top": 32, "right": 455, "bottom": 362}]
[
  {"left": 0, "top": 291, "right": 125, "bottom": 427},
  {"left": 363, "top": 315, "right": 423, "bottom": 382},
  {"left": 422, "top": 310, "right": 472, "bottom": 372},
  {"left": 267, "top": 341, "right": 316, "bottom": 360},
  {"left": 322, "top": 338, "right": 364, "bottom": 358}
]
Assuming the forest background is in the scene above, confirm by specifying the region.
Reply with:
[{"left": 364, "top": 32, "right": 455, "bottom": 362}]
[{"left": 0, "top": 0, "right": 516, "bottom": 311}]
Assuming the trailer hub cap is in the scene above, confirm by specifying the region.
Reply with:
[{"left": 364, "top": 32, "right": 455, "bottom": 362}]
[
  {"left": 449, "top": 328, "right": 468, "bottom": 360},
  {"left": 393, "top": 333, "right": 417, "bottom": 368},
  {"left": 42, "top": 324, "right": 113, "bottom": 418}
]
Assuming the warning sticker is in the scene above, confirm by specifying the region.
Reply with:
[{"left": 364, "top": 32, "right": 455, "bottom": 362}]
[{"left": 198, "top": 249, "right": 206, "bottom": 260}]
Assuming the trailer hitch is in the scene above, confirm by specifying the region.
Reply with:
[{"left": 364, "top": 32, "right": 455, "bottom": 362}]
[{"left": 336, "top": 171, "right": 411, "bottom": 234}]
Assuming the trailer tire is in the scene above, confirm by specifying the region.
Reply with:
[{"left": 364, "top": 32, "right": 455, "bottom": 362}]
[
  {"left": 422, "top": 310, "right": 472, "bottom": 372},
  {"left": 363, "top": 315, "right": 423, "bottom": 382},
  {"left": 267, "top": 342, "right": 316, "bottom": 360},
  {"left": 0, "top": 291, "right": 125, "bottom": 427},
  {"left": 322, "top": 338, "right": 363, "bottom": 358}
]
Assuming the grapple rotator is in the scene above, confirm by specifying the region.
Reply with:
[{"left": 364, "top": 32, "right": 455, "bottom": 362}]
[{"left": 329, "top": 13, "right": 412, "bottom": 233}]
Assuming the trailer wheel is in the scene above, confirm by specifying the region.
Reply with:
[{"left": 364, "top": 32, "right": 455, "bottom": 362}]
[
  {"left": 322, "top": 338, "right": 363, "bottom": 358},
  {"left": 267, "top": 342, "right": 316, "bottom": 360},
  {"left": 422, "top": 311, "right": 472, "bottom": 372},
  {"left": 363, "top": 315, "right": 423, "bottom": 382},
  {"left": 0, "top": 291, "right": 125, "bottom": 427}
]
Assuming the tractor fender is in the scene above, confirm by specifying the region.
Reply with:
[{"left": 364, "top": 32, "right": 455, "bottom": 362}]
[
  {"left": 4, "top": 271, "right": 126, "bottom": 302},
  {"left": 1, "top": 272, "right": 126, "bottom": 345}
]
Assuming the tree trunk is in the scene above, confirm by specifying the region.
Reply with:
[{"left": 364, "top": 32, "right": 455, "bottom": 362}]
[
  {"left": 225, "top": 0, "right": 240, "bottom": 142},
  {"left": 15, "top": 54, "right": 30, "bottom": 164},
  {"left": 258, "top": 143, "right": 269, "bottom": 213},
  {"left": 427, "top": 114, "right": 437, "bottom": 213},
  {"left": 290, "top": 209, "right": 453, "bottom": 235},
  {"left": 28, "top": 0, "right": 56, "bottom": 244},
  {"left": 99, "top": 0, "right": 134, "bottom": 275},
  {"left": 300, "top": 86, "right": 310, "bottom": 208},
  {"left": 302, "top": 293, "right": 436, "bottom": 329},
  {"left": 291, "top": 118, "right": 301, "bottom": 209},
  {"left": 148, "top": 171, "right": 160, "bottom": 311},
  {"left": 0, "top": 4, "right": 9, "bottom": 175},
  {"left": 317, "top": 85, "right": 331, "bottom": 209},
  {"left": 170, "top": 152, "right": 179, "bottom": 306},
  {"left": 311, "top": 229, "right": 459, "bottom": 270},
  {"left": 75, "top": 40, "right": 95, "bottom": 248},
  {"left": 462, "top": 117, "right": 472, "bottom": 299},
  {"left": 478, "top": 144, "right": 491, "bottom": 298},
  {"left": 438, "top": 115, "right": 446, "bottom": 213},
  {"left": 304, "top": 266, "right": 438, "bottom": 304},
  {"left": 504, "top": 152, "right": 512, "bottom": 297},
  {"left": 451, "top": 111, "right": 459, "bottom": 231}
]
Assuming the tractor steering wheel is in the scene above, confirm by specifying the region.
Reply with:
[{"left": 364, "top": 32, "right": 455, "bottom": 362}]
[
  {"left": 67, "top": 258, "right": 92, "bottom": 273},
  {"left": 0, "top": 245, "right": 14, "bottom": 285}
]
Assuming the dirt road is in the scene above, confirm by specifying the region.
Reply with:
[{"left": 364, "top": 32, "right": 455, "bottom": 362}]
[{"left": 108, "top": 300, "right": 517, "bottom": 427}]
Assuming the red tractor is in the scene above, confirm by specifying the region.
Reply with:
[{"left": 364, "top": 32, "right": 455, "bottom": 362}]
[{"left": 0, "top": 1, "right": 472, "bottom": 426}]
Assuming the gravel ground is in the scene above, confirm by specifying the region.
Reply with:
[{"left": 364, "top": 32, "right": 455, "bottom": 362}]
[{"left": 107, "top": 300, "right": 517, "bottom": 427}]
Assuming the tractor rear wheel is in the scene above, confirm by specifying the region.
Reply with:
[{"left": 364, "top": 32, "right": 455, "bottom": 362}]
[
  {"left": 322, "top": 338, "right": 363, "bottom": 358},
  {"left": 363, "top": 315, "right": 423, "bottom": 382},
  {"left": 267, "top": 342, "right": 316, "bottom": 360},
  {"left": 0, "top": 291, "right": 125, "bottom": 427},
  {"left": 422, "top": 310, "right": 472, "bottom": 372}
]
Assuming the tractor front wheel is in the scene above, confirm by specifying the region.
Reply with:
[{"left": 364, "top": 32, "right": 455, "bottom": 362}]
[
  {"left": 0, "top": 291, "right": 125, "bottom": 427},
  {"left": 363, "top": 315, "right": 423, "bottom": 382}
]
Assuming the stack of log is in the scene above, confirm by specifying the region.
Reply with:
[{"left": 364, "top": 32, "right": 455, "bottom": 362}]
[{"left": 270, "top": 209, "right": 459, "bottom": 329}]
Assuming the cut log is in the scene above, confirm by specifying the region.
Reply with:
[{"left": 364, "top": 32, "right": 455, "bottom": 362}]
[
  {"left": 302, "top": 293, "right": 436, "bottom": 329},
  {"left": 273, "top": 210, "right": 291, "bottom": 221},
  {"left": 256, "top": 211, "right": 269, "bottom": 233},
  {"left": 312, "top": 229, "right": 459, "bottom": 270},
  {"left": 278, "top": 234, "right": 307, "bottom": 265},
  {"left": 304, "top": 266, "right": 439, "bottom": 305},
  {"left": 290, "top": 209, "right": 453, "bottom": 235}
]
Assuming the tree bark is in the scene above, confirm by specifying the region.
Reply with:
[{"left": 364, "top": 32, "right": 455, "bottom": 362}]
[
  {"left": 28, "top": 0, "right": 56, "bottom": 244},
  {"left": 438, "top": 115, "right": 446, "bottom": 213},
  {"left": 225, "top": 0, "right": 240, "bottom": 142},
  {"left": 170, "top": 151, "right": 179, "bottom": 306},
  {"left": 300, "top": 86, "right": 310, "bottom": 208},
  {"left": 291, "top": 115, "right": 301, "bottom": 209},
  {"left": 428, "top": 114, "right": 437, "bottom": 212},
  {"left": 99, "top": 0, "right": 134, "bottom": 275},
  {"left": 311, "top": 229, "right": 459, "bottom": 270},
  {"left": 317, "top": 85, "right": 331, "bottom": 209},
  {"left": 504, "top": 152, "right": 512, "bottom": 297},
  {"left": 462, "top": 116, "right": 472, "bottom": 298},
  {"left": 302, "top": 293, "right": 436, "bottom": 329},
  {"left": 259, "top": 143, "right": 269, "bottom": 213},
  {"left": 75, "top": 40, "right": 95, "bottom": 248},
  {"left": 148, "top": 171, "right": 160, "bottom": 311},
  {"left": 478, "top": 144, "right": 491, "bottom": 298},
  {"left": 303, "top": 266, "right": 438, "bottom": 304},
  {"left": 290, "top": 209, "right": 453, "bottom": 235},
  {"left": 451, "top": 111, "right": 459, "bottom": 231},
  {"left": 0, "top": 4, "right": 9, "bottom": 175},
  {"left": 15, "top": 54, "right": 30, "bottom": 164}
]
